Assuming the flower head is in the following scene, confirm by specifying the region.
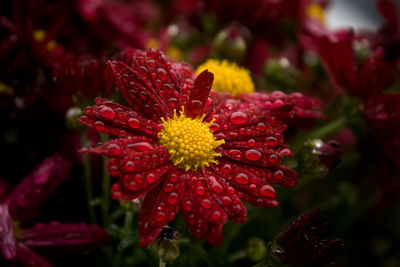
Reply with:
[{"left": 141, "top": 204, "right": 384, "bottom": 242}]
[
  {"left": 274, "top": 209, "right": 344, "bottom": 267},
  {"left": 0, "top": 154, "right": 111, "bottom": 265},
  {"left": 196, "top": 59, "right": 255, "bottom": 97},
  {"left": 79, "top": 48, "right": 298, "bottom": 246}
]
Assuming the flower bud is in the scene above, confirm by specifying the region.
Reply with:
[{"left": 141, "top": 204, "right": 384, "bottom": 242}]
[
  {"left": 213, "top": 24, "right": 249, "bottom": 62},
  {"left": 299, "top": 139, "right": 343, "bottom": 177},
  {"left": 65, "top": 107, "right": 85, "bottom": 130},
  {"left": 264, "top": 58, "right": 301, "bottom": 91},
  {"left": 150, "top": 226, "right": 179, "bottom": 263},
  {"left": 119, "top": 198, "right": 142, "bottom": 212},
  {"left": 247, "top": 237, "right": 267, "bottom": 262}
]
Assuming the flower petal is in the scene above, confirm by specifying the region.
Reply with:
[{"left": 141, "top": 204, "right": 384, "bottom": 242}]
[
  {"left": 22, "top": 222, "right": 111, "bottom": 252},
  {"left": 5, "top": 154, "right": 72, "bottom": 225},
  {"left": 0, "top": 204, "right": 17, "bottom": 260},
  {"left": 17, "top": 245, "right": 53, "bottom": 267},
  {"left": 79, "top": 98, "right": 161, "bottom": 138},
  {"left": 185, "top": 70, "right": 214, "bottom": 118},
  {"left": 138, "top": 170, "right": 184, "bottom": 246}
]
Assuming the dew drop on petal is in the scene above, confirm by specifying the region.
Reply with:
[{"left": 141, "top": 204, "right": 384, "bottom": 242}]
[
  {"left": 196, "top": 186, "right": 206, "bottom": 196},
  {"left": 259, "top": 185, "right": 276, "bottom": 198},
  {"left": 201, "top": 198, "right": 212, "bottom": 209},
  {"left": 107, "top": 143, "right": 121, "bottom": 155},
  {"left": 244, "top": 149, "right": 262, "bottom": 161},
  {"left": 222, "top": 164, "right": 232, "bottom": 174},
  {"left": 94, "top": 121, "right": 105, "bottom": 131},
  {"left": 211, "top": 211, "right": 221, "bottom": 221},
  {"left": 265, "top": 137, "right": 278, "bottom": 146},
  {"left": 222, "top": 196, "right": 232, "bottom": 205},
  {"left": 154, "top": 211, "right": 166, "bottom": 222},
  {"left": 230, "top": 111, "right": 248, "bottom": 125},
  {"left": 274, "top": 170, "right": 284, "bottom": 180},
  {"left": 128, "top": 118, "right": 140, "bottom": 128},
  {"left": 235, "top": 173, "right": 249, "bottom": 184},
  {"left": 146, "top": 173, "right": 156, "bottom": 183},
  {"left": 100, "top": 106, "right": 116, "bottom": 119},
  {"left": 124, "top": 161, "right": 135, "bottom": 172},
  {"left": 167, "top": 192, "right": 178, "bottom": 204},
  {"left": 184, "top": 201, "right": 192, "bottom": 211},
  {"left": 247, "top": 139, "right": 256, "bottom": 146}
]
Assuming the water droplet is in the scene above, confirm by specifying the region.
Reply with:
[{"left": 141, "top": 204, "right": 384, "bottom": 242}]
[
  {"left": 274, "top": 170, "right": 284, "bottom": 180},
  {"left": 222, "top": 164, "right": 232, "bottom": 173},
  {"left": 227, "top": 186, "right": 235, "bottom": 194},
  {"left": 167, "top": 98, "right": 177, "bottom": 107},
  {"left": 222, "top": 196, "right": 232, "bottom": 205},
  {"left": 210, "top": 123, "right": 220, "bottom": 132},
  {"left": 259, "top": 185, "right": 276, "bottom": 198},
  {"left": 249, "top": 184, "right": 257, "bottom": 190},
  {"left": 170, "top": 173, "right": 178, "bottom": 183},
  {"left": 100, "top": 106, "right": 116, "bottom": 119},
  {"left": 154, "top": 211, "right": 166, "bottom": 222},
  {"left": 211, "top": 211, "right": 221, "bottom": 221},
  {"left": 230, "top": 111, "right": 248, "bottom": 125},
  {"left": 128, "top": 118, "right": 140, "bottom": 128},
  {"left": 107, "top": 143, "right": 121, "bottom": 155},
  {"left": 235, "top": 173, "right": 249, "bottom": 184},
  {"left": 247, "top": 139, "right": 256, "bottom": 146},
  {"left": 256, "top": 123, "right": 266, "bottom": 132},
  {"left": 157, "top": 68, "right": 168, "bottom": 81},
  {"left": 163, "top": 183, "right": 174, "bottom": 192},
  {"left": 146, "top": 173, "right": 156, "bottom": 183},
  {"left": 201, "top": 199, "right": 212, "bottom": 209},
  {"left": 268, "top": 154, "right": 279, "bottom": 164},
  {"left": 167, "top": 192, "right": 178, "bottom": 204},
  {"left": 94, "top": 121, "right": 105, "bottom": 131},
  {"left": 128, "top": 142, "right": 154, "bottom": 151},
  {"left": 265, "top": 137, "right": 278, "bottom": 146},
  {"left": 184, "top": 201, "right": 192, "bottom": 211},
  {"left": 196, "top": 186, "right": 206, "bottom": 196},
  {"left": 244, "top": 149, "right": 262, "bottom": 161},
  {"left": 124, "top": 161, "right": 135, "bottom": 172}
]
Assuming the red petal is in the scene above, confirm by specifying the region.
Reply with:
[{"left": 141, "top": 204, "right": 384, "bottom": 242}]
[
  {"left": 5, "top": 154, "right": 72, "bottom": 225},
  {"left": 17, "top": 245, "right": 53, "bottom": 267},
  {"left": 22, "top": 222, "right": 111, "bottom": 252},
  {"left": 79, "top": 98, "right": 161, "bottom": 139},
  {"left": 185, "top": 70, "right": 214, "bottom": 118},
  {"left": 0, "top": 204, "right": 17, "bottom": 260},
  {"left": 138, "top": 170, "right": 183, "bottom": 246}
]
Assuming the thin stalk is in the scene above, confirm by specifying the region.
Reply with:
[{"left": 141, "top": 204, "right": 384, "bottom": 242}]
[
  {"left": 100, "top": 133, "right": 111, "bottom": 227},
  {"left": 159, "top": 258, "right": 166, "bottom": 267},
  {"left": 80, "top": 132, "right": 97, "bottom": 223},
  {"left": 113, "top": 210, "right": 134, "bottom": 267}
]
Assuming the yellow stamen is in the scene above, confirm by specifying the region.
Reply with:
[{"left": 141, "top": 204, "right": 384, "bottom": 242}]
[
  {"left": 196, "top": 59, "right": 255, "bottom": 97},
  {"left": 159, "top": 108, "right": 225, "bottom": 171},
  {"left": 0, "top": 82, "right": 13, "bottom": 94},
  {"left": 307, "top": 3, "right": 326, "bottom": 24}
]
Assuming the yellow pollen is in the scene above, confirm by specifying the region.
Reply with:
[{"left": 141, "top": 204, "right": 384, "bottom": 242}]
[
  {"left": 196, "top": 59, "right": 255, "bottom": 97},
  {"left": 159, "top": 108, "right": 225, "bottom": 171},
  {"left": 33, "top": 30, "right": 57, "bottom": 51},
  {"left": 307, "top": 3, "right": 326, "bottom": 24}
]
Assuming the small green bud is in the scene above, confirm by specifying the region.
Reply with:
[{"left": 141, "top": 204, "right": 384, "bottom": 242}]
[
  {"left": 65, "top": 106, "right": 84, "bottom": 130},
  {"left": 150, "top": 226, "right": 179, "bottom": 263},
  {"left": 213, "top": 24, "right": 249, "bottom": 62},
  {"left": 247, "top": 237, "right": 267, "bottom": 262}
]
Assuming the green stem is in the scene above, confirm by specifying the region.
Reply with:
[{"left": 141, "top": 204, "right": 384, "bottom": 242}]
[
  {"left": 80, "top": 132, "right": 97, "bottom": 223},
  {"left": 100, "top": 133, "right": 111, "bottom": 227},
  {"left": 113, "top": 210, "right": 134, "bottom": 267},
  {"left": 228, "top": 250, "right": 247, "bottom": 262},
  {"left": 159, "top": 258, "right": 166, "bottom": 267}
]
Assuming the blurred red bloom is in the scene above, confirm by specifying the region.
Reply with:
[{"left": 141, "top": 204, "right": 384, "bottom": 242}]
[
  {"left": 275, "top": 209, "right": 344, "bottom": 267},
  {"left": 79, "top": 48, "right": 299, "bottom": 246},
  {"left": 0, "top": 154, "right": 111, "bottom": 266}
]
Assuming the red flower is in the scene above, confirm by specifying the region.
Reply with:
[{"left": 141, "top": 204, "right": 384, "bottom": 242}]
[
  {"left": 79, "top": 49, "right": 298, "bottom": 246},
  {"left": 0, "top": 154, "right": 111, "bottom": 266},
  {"left": 242, "top": 91, "right": 324, "bottom": 129},
  {"left": 275, "top": 209, "right": 344, "bottom": 267}
]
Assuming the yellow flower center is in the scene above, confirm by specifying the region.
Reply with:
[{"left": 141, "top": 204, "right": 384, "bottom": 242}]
[
  {"left": 196, "top": 59, "right": 255, "bottom": 97},
  {"left": 307, "top": 3, "right": 326, "bottom": 24},
  {"left": 159, "top": 109, "right": 225, "bottom": 171},
  {"left": 33, "top": 29, "right": 57, "bottom": 51}
]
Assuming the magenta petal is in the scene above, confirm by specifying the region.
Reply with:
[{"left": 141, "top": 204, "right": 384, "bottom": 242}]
[
  {"left": 185, "top": 70, "right": 214, "bottom": 118},
  {"left": 0, "top": 204, "right": 17, "bottom": 260},
  {"left": 0, "top": 177, "right": 12, "bottom": 202},
  {"left": 22, "top": 222, "right": 111, "bottom": 253},
  {"left": 5, "top": 154, "right": 72, "bottom": 225},
  {"left": 17, "top": 245, "right": 54, "bottom": 267}
]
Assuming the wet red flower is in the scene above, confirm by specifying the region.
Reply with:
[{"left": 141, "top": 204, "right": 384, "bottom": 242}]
[
  {"left": 0, "top": 154, "right": 111, "bottom": 266},
  {"left": 275, "top": 209, "right": 344, "bottom": 267},
  {"left": 79, "top": 48, "right": 298, "bottom": 246}
]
